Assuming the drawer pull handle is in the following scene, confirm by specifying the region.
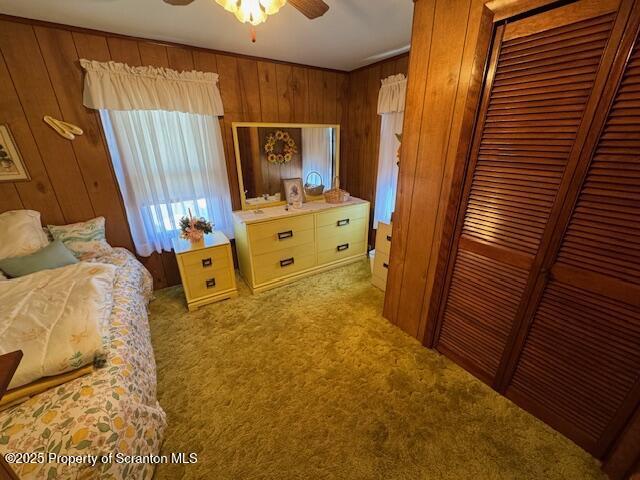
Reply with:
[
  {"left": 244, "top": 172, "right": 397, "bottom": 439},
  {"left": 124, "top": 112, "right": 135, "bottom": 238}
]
[
  {"left": 337, "top": 219, "right": 350, "bottom": 227},
  {"left": 278, "top": 230, "right": 294, "bottom": 240},
  {"left": 337, "top": 243, "right": 349, "bottom": 252},
  {"left": 386, "top": 235, "right": 392, "bottom": 242},
  {"left": 383, "top": 262, "right": 389, "bottom": 269},
  {"left": 205, "top": 278, "right": 216, "bottom": 289},
  {"left": 202, "top": 257, "right": 212, "bottom": 267},
  {"left": 280, "top": 257, "right": 295, "bottom": 267}
]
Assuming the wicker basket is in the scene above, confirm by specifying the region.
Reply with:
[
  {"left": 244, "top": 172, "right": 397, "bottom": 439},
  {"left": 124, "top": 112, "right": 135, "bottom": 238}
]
[
  {"left": 324, "top": 176, "right": 350, "bottom": 204},
  {"left": 304, "top": 171, "right": 325, "bottom": 196}
]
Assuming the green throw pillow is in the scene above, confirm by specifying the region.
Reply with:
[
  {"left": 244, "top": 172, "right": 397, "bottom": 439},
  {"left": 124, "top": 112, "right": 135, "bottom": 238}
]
[{"left": 0, "top": 240, "right": 78, "bottom": 278}]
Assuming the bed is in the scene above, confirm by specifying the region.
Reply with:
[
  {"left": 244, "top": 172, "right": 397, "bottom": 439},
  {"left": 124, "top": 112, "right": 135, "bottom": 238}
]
[{"left": 0, "top": 248, "right": 167, "bottom": 480}]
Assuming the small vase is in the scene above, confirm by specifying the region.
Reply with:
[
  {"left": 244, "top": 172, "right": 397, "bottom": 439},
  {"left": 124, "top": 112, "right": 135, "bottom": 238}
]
[
  {"left": 189, "top": 237, "right": 205, "bottom": 248},
  {"left": 187, "top": 229, "right": 205, "bottom": 248}
]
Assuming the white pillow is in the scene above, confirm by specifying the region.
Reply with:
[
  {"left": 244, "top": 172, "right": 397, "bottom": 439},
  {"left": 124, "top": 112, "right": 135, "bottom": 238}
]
[
  {"left": 47, "top": 216, "right": 113, "bottom": 260},
  {"left": 0, "top": 210, "right": 49, "bottom": 261}
]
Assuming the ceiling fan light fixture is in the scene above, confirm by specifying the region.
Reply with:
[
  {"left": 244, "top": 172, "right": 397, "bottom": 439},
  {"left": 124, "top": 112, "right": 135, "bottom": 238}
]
[{"left": 215, "top": 0, "right": 287, "bottom": 26}]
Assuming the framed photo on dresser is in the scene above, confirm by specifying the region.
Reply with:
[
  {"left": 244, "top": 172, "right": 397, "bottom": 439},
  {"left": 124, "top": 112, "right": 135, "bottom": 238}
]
[{"left": 282, "top": 177, "right": 305, "bottom": 204}]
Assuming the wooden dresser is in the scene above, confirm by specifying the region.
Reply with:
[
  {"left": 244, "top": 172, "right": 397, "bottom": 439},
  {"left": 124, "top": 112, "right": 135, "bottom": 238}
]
[
  {"left": 172, "top": 232, "right": 238, "bottom": 311},
  {"left": 234, "top": 198, "right": 370, "bottom": 293}
]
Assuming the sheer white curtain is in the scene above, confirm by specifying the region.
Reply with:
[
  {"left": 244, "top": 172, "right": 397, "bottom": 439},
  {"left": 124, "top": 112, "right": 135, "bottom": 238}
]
[
  {"left": 374, "top": 113, "right": 403, "bottom": 227},
  {"left": 81, "top": 59, "right": 233, "bottom": 257},
  {"left": 302, "top": 127, "right": 332, "bottom": 190},
  {"left": 374, "top": 74, "right": 407, "bottom": 227},
  {"left": 101, "top": 110, "right": 233, "bottom": 256}
]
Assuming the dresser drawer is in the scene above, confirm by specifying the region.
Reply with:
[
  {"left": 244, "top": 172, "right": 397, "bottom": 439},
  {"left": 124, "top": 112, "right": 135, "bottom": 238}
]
[
  {"left": 180, "top": 245, "right": 230, "bottom": 271},
  {"left": 371, "top": 250, "right": 389, "bottom": 291},
  {"left": 253, "top": 242, "right": 316, "bottom": 285},
  {"left": 371, "top": 273, "right": 387, "bottom": 291},
  {"left": 184, "top": 267, "right": 235, "bottom": 300},
  {"left": 375, "top": 222, "right": 392, "bottom": 256},
  {"left": 248, "top": 215, "right": 315, "bottom": 255},
  {"left": 372, "top": 250, "right": 390, "bottom": 279},
  {"left": 318, "top": 241, "right": 366, "bottom": 265},
  {"left": 317, "top": 217, "right": 367, "bottom": 246},
  {"left": 316, "top": 203, "right": 368, "bottom": 228}
]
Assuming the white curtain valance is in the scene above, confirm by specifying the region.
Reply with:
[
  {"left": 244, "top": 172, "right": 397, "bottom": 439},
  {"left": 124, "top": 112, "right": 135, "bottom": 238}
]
[
  {"left": 377, "top": 74, "right": 407, "bottom": 115},
  {"left": 80, "top": 59, "right": 224, "bottom": 116}
]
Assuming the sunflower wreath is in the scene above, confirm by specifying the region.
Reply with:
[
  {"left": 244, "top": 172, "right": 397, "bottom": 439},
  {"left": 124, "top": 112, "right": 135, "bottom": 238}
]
[{"left": 264, "top": 130, "right": 298, "bottom": 165}]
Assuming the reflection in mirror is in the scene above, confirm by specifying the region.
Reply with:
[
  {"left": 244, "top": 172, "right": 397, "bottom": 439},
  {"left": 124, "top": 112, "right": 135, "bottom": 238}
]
[{"left": 233, "top": 123, "right": 339, "bottom": 209}]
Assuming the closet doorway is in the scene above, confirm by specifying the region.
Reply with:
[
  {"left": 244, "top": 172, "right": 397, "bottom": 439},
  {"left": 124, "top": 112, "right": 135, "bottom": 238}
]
[{"left": 428, "top": 0, "right": 640, "bottom": 460}]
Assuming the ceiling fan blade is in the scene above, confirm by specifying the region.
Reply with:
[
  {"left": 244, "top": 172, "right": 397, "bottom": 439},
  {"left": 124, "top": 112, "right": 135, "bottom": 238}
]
[
  {"left": 163, "top": 0, "right": 195, "bottom": 5},
  {"left": 288, "top": 0, "right": 329, "bottom": 19}
]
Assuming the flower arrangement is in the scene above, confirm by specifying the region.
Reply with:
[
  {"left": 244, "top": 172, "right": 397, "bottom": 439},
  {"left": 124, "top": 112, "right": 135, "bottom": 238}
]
[
  {"left": 264, "top": 130, "right": 297, "bottom": 164},
  {"left": 179, "top": 209, "right": 213, "bottom": 243}
]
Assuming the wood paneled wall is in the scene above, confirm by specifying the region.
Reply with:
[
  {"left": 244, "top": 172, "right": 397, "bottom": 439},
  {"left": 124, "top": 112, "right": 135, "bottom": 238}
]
[
  {"left": 341, "top": 55, "right": 409, "bottom": 224},
  {"left": 0, "top": 15, "right": 349, "bottom": 289},
  {"left": 383, "top": 0, "right": 493, "bottom": 338}
]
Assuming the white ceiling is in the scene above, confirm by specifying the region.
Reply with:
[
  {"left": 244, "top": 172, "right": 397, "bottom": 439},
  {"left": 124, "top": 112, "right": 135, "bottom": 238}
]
[{"left": 0, "top": 0, "right": 414, "bottom": 71}]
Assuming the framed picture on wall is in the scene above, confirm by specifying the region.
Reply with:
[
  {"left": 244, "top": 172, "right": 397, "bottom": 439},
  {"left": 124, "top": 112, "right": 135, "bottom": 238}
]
[
  {"left": 282, "top": 177, "right": 305, "bottom": 204},
  {"left": 0, "top": 125, "right": 29, "bottom": 182}
]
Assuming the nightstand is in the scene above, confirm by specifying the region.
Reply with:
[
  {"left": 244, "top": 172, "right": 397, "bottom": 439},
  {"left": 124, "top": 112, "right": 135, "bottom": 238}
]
[
  {"left": 371, "top": 221, "right": 391, "bottom": 291},
  {"left": 172, "top": 232, "right": 238, "bottom": 311}
]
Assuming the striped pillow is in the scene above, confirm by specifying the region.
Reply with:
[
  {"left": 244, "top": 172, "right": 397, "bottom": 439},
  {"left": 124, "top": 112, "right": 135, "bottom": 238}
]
[{"left": 47, "top": 216, "right": 113, "bottom": 260}]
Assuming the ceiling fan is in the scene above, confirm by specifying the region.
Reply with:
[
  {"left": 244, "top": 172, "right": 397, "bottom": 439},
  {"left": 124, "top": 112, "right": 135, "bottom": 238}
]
[{"left": 163, "top": 0, "right": 330, "bottom": 24}]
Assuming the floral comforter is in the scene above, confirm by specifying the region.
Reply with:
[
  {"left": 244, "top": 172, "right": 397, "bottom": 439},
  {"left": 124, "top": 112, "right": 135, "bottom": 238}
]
[{"left": 0, "top": 248, "right": 167, "bottom": 479}]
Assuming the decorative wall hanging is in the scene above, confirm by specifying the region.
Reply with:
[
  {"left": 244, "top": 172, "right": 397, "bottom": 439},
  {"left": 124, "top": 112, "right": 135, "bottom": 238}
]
[
  {"left": 0, "top": 125, "right": 30, "bottom": 182},
  {"left": 265, "top": 130, "right": 298, "bottom": 165},
  {"left": 43, "top": 116, "right": 84, "bottom": 140}
]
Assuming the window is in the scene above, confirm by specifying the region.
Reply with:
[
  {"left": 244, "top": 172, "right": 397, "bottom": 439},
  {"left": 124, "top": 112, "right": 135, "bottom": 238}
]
[
  {"left": 101, "top": 109, "right": 234, "bottom": 257},
  {"left": 374, "top": 74, "right": 406, "bottom": 228},
  {"left": 373, "top": 112, "right": 403, "bottom": 227}
]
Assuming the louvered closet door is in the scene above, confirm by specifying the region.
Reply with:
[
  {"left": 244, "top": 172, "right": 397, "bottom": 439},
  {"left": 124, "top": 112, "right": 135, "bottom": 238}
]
[
  {"left": 505, "top": 31, "right": 640, "bottom": 457},
  {"left": 433, "top": 0, "right": 621, "bottom": 384}
]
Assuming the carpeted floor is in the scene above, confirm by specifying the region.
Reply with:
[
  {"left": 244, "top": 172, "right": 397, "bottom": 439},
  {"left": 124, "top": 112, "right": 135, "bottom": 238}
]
[{"left": 148, "top": 259, "right": 604, "bottom": 480}]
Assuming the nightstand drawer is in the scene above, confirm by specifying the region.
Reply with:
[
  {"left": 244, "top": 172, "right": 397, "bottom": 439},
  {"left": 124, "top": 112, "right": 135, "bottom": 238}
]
[
  {"left": 318, "top": 241, "right": 366, "bottom": 265},
  {"left": 375, "top": 222, "right": 392, "bottom": 255},
  {"left": 373, "top": 250, "right": 390, "bottom": 280},
  {"left": 253, "top": 242, "right": 316, "bottom": 285},
  {"left": 248, "top": 215, "right": 315, "bottom": 255},
  {"left": 371, "top": 273, "right": 387, "bottom": 291},
  {"left": 180, "top": 245, "right": 229, "bottom": 271},
  {"left": 184, "top": 267, "right": 235, "bottom": 300}
]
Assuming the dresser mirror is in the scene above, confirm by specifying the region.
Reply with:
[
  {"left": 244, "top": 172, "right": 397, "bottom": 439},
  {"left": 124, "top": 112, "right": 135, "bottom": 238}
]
[{"left": 232, "top": 122, "right": 340, "bottom": 210}]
